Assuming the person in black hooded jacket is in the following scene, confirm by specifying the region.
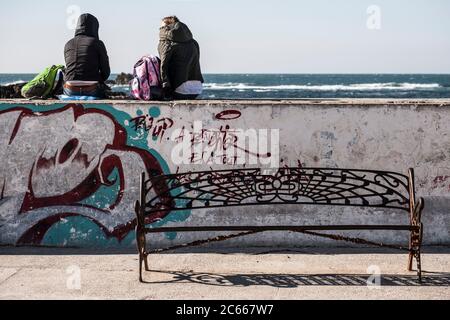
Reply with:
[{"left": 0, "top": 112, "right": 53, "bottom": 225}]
[
  {"left": 158, "top": 16, "right": 204, "bottom": 100},
  {"left": 64, "top": 13, "right": 110, "bottom": 97}
]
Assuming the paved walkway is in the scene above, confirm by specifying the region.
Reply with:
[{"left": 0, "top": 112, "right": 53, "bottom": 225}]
[{"left": 0, "top": 247, "right": 449, "bottom": 300}]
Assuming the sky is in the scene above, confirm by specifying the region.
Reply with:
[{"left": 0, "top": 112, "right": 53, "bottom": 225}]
[{"left": 0, "top": 0, "right": 449, "bottom": 74}]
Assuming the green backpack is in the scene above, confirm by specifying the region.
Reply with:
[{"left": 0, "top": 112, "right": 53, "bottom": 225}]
[{"left": 21, "top": 65, "right": 65, "bottom": 99}]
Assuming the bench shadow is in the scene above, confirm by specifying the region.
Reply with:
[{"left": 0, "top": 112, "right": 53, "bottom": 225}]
[{"left": 142, "top": 270, "right": 450, "bottom": 288}]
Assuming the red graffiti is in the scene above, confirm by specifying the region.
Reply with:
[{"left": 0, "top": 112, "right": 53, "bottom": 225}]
[
  {"left": 174, "top": 124, "right": 272, "bottom": 165},
  {"left": 215, "top": 110, "right": 242, "bottom": 121},
  {"left": 0, "top": 104, "right": 173, "bottom": 245},
  {"left": 432, "top": 176, "right": 450, "bottom": 191}
]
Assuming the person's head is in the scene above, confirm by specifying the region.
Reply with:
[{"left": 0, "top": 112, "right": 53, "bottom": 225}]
[
  {"left": 161, "top": 16, "right": 179, "bottom": 28},
  {"left": 75, "top": 13, "right": 100, "bottom": 39},
  {"left": 159, "top": 15, "right": 193, "bottom": 42}
]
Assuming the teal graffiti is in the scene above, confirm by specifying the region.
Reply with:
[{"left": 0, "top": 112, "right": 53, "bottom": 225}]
[
  {"left": 78, "top": 168, "right": 121, "bottom": 210},
  {"left": 42, "top": 216, "right": 136, "bottom": 247},
  {"left": 2, "top": 103, "right": 192, "bottom": 247},
  {"left": 149, "top": 106, "right": 161, "bottom": 118}
]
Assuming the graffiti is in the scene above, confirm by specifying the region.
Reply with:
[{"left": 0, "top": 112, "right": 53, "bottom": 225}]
[
  {"left": 130, "top": 114, "right": 174, "bottom": 142},
  {"left": 215, "top": 110, "right": 242, "bottom": 121},
  {"left": 432, "top": 176, "right": 450, "bottom": 191},
  {"left": 172, "top": 162, "right": 307, "bottom": 187},
  {"left": 0, "top": 104, "right": 173, "bottom": 245},
  {"left": 171, "top": 122, "right": 278, "bottom": 166}
]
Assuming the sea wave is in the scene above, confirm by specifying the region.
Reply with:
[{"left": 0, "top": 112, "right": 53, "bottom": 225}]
[
  {"left": 110, "top": 84, "right": 131, "bottom": 92},
  {"left": 203, "top": 82, "right": 442, "bottom": 91},
  {"left": 0, "top": 80, "right": 27, "bottom": 86}
]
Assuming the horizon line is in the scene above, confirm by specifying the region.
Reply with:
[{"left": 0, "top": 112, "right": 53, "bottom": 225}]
[{"left": 2, "top": 72, "right": 450, "bottom": 76}]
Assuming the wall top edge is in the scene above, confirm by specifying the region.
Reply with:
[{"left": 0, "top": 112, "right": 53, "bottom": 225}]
[{"left": 1, "top": 98, "right": 450, "bottom": 107}]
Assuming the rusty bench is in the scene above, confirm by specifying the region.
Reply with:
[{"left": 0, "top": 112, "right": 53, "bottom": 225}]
[{"left": 134, "top": 167, "right": 424, "bottom": 282}]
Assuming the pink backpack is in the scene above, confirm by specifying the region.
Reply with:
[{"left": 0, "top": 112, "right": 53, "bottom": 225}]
[{"left": 131, "top": 55, "right": 162, "bottom": 100}]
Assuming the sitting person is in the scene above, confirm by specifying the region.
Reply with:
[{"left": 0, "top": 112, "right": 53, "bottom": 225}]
[
  {"left": 158, "top": 16, "right": 204, "bottom": 100},
  {"left": 63, "top": 13, "right": 110, "bottom": 98}
]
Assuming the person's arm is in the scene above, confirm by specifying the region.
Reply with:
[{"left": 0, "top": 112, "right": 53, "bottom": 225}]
[
  {"left": 193, "top": 40, "right": 204, "bottom": 83},
  {"left": 194, "top": 40, "right": 200, "bottom": 59},
  {"left": 63, "top": 42, "right": 69, "bottom": 64},
  {"left": 158, "top": 41, "right": 174, "bottom": 89},
  {"left": 98, "top": 40, "right": 111, "bottom": 82}
]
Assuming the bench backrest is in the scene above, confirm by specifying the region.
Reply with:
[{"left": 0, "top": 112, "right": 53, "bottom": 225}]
[{"left": 140, "top": 168, "right": 414, "bottom": 218}]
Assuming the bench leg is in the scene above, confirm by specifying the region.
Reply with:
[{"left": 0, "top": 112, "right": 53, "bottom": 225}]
[
  {"left": 407, "top": 252, "right": 414, "bottom": 271},
  {"left": 416, "top": 223, "right": 424, "bottom": 282},
  {"left": 408, "top": 198, "right": 424, "bottom": 282},
  {"left": 415, "top": 250, "right": 422, "bottom": 282},
  {"left": 408, "top": 223, "right": 423, "bottom": 283},
  {"left": 408, "top": 249, "right": 422, "bottom": 282},
  {"left": 407, "top": 227, "right": 414, "bottom": 271},
  {"left": 144, "top": 253, "right": 150, "bottom": 271},
  {"left": 139, "top": 254, "right": 144, "bottom": 283},
  {"left": 407, "top": 229, "right": 414, "bottom": 272},
  {"left": 136, "top": 225, "right": 146, "bottom": 282}
]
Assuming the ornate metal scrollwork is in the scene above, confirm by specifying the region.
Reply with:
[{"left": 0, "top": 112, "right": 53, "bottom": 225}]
[{"left": 144, "top": 168, "right": 411, "bottom": 215}]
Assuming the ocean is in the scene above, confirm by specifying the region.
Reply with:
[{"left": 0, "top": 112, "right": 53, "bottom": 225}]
[{"left": 1, "top": 73, "right": 450, "bottom": 99}]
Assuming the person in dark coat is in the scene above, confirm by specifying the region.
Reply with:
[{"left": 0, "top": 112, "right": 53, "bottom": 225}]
[
  {"left": 158, "top": 16, "right": 204, "bottom": 100},
  {"left": 64, "top": 13, "right": 110, "bottom": 97}
]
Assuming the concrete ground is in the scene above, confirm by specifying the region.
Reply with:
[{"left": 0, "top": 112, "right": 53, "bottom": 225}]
[{"left": 0, "top": 246, "right": 449, "bottom": 300}]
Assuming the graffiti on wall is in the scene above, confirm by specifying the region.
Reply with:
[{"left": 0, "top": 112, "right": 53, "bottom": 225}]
[
  {"left": 1, "top": 102, "right": 450, "bottom": 247},
  {"left": 0, "top": 104, "right": 180, "bottom": 246},
  {"left": 0, "top": 105, "right": 280, "bottom": 246},
  {"left": 130, "top": 114, "right": 174, "bottom": 143},
  {"left": 432, "top": 176, "right": 450, "bottom": 192},
  {"left": 172, "top": 124, "right": 277, "bottom": 166}
]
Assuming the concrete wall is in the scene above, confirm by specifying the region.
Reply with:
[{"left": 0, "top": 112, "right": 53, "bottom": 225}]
[{"left": 0, "top": 99, "right": 449, "bottom": 248}]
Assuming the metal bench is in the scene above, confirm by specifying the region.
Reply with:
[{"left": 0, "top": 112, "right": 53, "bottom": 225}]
[{"left": 134, "top": 167, "right": 424, "bottom": 282}]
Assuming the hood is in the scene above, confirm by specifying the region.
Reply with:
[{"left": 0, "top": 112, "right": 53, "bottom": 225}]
[
  {"left": 75, "top": 14, "right": 100, "bottom": 39},
  {"left": 159, "top": 22, "right": 193, "bottom": 43}
]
